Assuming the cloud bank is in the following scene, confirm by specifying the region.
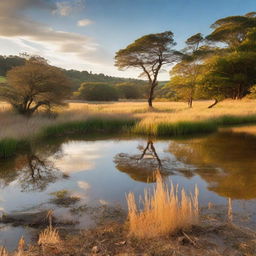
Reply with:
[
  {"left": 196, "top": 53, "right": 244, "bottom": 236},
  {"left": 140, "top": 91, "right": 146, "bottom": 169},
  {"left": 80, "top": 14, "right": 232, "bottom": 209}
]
[{"left": 0, "top": 0, "right": 104, "bottom": 68}]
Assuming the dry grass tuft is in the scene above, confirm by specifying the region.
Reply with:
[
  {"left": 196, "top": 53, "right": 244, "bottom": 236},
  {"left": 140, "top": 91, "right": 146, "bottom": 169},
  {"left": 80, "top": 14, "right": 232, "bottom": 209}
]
[
  {"left": 127, "top": 171, "right": 199, "bottom": 238},
  {"left": 38, "top": 227, "right": 61, "bottom": 246},
  {"left": 0, "top": 247, "right": 8, "bottom": 256}
]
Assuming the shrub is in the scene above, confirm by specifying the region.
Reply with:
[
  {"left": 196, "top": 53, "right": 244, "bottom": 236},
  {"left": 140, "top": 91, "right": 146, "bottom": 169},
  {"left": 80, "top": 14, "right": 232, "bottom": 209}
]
[{"left": 77, "top": 82, "right": 119, "bottom": 101}]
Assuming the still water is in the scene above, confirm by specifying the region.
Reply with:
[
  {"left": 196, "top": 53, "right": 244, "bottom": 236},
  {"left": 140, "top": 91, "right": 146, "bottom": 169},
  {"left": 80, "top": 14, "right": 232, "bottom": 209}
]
[{"left": 1, "top": 127, "right": 256, "bottom": 250}]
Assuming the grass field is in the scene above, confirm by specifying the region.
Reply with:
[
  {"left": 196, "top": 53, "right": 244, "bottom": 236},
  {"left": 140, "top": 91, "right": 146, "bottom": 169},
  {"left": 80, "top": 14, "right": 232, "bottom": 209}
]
[
  {"left": 0, "top": 76, "right": 6, "bottom": 82},
  {"left": 1, "top": 99, "right": 256, "bottom": 158}
]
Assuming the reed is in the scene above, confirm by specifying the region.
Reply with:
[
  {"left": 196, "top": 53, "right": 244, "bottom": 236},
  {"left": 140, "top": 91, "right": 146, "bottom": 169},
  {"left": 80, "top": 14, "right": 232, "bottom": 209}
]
[
  {"left": 127, "top": 172, "right": 199, "bottom": 238},
  {"left": 38, "top": 227, "right": 61, "bottom": 246}
]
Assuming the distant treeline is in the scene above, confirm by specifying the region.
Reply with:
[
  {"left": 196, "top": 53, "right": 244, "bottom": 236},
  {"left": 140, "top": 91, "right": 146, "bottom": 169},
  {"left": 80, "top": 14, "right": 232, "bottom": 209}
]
[{"left": 0, "top": 54, "right": 170, "bottom": 101}]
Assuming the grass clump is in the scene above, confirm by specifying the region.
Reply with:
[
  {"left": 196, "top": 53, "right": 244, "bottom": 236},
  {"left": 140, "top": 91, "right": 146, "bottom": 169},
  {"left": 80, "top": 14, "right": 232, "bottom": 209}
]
[
  {"left": 38, "top": 227, "right": 61, "bottom": 246},
  {"left": 127, "top": 172, "right": 199, "bottom": 238},
  {"left": 132, "top": 119, "right": 218, "bottom": 136},
  {"left": 50, "top": 190, "right": 80, "bottom": 207},
  {"left": 0, "top": 138, "right": 29, "bottom": 159},
  {"left": 41, "top": 117, "right": 137, "bottom": 138},
  {"left": 0, "top": 138, "right": 18, "bottom": 158}
]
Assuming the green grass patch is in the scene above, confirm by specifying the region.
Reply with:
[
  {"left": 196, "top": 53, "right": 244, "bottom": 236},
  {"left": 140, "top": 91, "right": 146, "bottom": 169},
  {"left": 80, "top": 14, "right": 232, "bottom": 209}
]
[
  {"left": 2, "top": 114, "right": 256, "bottom": 159},
  {"left": 132, "top": 114, "right": 256, "bottom": 136},
  {"left": 0, "top": 138, "right": 30, "bottom": 159},
  {"left": 40, "top": 117, "right": 137, "bottom": 138},
  {"left": 0, "top": 76, "right": 6, "bottom": 82}
]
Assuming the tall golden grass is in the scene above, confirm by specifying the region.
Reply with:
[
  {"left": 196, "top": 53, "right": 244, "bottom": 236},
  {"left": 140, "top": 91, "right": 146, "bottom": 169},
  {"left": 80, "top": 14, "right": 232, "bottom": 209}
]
[
  {"left": 127, "top": 172, "right": 199, "bottom": 238},
  {"left": 1, "top": 99, "right": 256, "bottom": 140},
  {"left": 38, "top": 227, "right": 61, "bottom": 246}
]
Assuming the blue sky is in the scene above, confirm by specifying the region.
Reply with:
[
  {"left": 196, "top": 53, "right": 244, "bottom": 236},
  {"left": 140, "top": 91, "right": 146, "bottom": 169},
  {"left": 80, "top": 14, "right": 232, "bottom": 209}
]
[{"left": 0, "top": 0, "right": 255, "bottom": 80}]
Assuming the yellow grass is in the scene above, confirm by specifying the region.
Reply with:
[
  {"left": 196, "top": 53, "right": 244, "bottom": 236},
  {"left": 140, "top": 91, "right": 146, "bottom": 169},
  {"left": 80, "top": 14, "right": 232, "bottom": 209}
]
[
  {"left": 38, "top": 227, "right": 61, "bottom": 246},
  {"left": 0, "top": 247, "right": 8, "bottom": 256},
  {"left": 127, "top": 172, "right": 199, "bottom": 238},
  {"left": 1, "top": 99, "right": 256, "bottom": 140}
]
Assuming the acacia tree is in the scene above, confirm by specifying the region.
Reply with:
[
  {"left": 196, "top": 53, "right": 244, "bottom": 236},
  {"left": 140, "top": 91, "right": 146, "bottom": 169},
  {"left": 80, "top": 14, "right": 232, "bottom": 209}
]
[
  {"left": 196, "top": 12, "right": 256, "bottom": 106},
  {"left": 169, "top": 33, "right": 205, "bottom": 107},
  {"left": 206, "top": 12, "right": 256, "bottom": 49},
  {"left": 0, "top": 57, "right": 71, "bottom": 116},
  {"left": 115, "top": 31, "right": 180, "bottom": 107}
]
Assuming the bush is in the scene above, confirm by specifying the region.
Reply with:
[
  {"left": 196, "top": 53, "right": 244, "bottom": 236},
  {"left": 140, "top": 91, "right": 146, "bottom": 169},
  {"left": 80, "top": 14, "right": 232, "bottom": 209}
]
[{"left": 77, "top": 82, "right": 119, "bottom": 101}]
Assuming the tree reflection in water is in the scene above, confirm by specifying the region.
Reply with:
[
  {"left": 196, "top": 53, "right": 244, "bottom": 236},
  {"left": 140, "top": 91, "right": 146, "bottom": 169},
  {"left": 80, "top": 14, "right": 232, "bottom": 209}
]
[
  {"left": 0, "top": 153, "right": 64, "bottom": 192},
  {"left": 19, "top": 154, "right": 64, "bottom": 192},
  {"left": 114, "top": 139, "right": 172, "bottom": 183},
  {"left": 169, "top": 131, "right": 256, "bottom": 200}
]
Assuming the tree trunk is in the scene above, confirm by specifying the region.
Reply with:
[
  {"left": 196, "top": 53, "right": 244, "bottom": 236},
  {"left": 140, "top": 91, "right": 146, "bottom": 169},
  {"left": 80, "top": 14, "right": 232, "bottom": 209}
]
[
  {"left": 208, "top": 98, "right": 218, "bottom": 108},
  {"left": 188, "top": 97, "right": 193, "bottom": 108},
  {"left": 148, "top": 85, "right": 154, "bottom": 108}
]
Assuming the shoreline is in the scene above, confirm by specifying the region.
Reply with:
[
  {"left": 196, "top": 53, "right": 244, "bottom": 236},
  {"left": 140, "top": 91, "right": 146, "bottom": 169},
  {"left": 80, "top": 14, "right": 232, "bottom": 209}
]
[{"left": 1, "top": 113, "right": 256, "bottom": 159}]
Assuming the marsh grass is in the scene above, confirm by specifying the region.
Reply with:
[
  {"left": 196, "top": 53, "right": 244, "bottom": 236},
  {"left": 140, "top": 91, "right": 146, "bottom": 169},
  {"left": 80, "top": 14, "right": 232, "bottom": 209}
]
[
  {"left": 40, "top": 117, "right": 136, "bottom": 138},
  {"left": 127, "top": 172, "right": 199, "bottom": 238},
  {"left": 38, "top": 227, "right": 61, "bottom": 246},
  {"left": 1, "top": 100, "right": 256, "bottom": 158},
  {"left": 0, "top": 139, "right": 29, "bottom": 158}
]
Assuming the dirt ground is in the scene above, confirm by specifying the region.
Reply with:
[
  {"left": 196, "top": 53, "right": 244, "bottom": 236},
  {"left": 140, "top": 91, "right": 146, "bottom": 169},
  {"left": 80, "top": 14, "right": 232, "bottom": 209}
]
[{"left": 12, "top": 217, "right": 256, "bottom": 256}]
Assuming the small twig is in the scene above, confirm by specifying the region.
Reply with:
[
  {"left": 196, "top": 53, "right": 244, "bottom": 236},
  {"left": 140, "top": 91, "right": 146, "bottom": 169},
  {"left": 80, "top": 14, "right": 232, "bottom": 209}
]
[{"left": 182, "top": 231, "right": 199, "bottom": 248}]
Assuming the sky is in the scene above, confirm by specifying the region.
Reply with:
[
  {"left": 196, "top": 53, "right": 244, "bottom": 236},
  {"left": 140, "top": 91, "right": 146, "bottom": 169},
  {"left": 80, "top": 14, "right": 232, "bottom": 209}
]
[{"left": 0, "top": 0, "right": 255, "bottom": 80}]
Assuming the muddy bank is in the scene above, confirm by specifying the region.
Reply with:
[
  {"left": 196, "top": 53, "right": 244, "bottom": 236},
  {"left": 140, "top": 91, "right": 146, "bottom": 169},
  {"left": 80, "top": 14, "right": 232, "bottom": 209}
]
[{"left": 5, "top": 217, "right": 255, "bottom": 256}]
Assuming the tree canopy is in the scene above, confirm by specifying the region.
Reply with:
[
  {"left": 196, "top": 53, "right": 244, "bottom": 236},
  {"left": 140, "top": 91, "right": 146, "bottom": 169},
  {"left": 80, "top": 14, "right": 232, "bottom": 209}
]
[
  {"left": 167, "top": 12, "right": 256, "bottom": 107},
  {"left": 0, "top": 57, "right": 72, "bottom": 116},
  {"left": 115, "top": 31, "right": 180, "bottom": 107}
]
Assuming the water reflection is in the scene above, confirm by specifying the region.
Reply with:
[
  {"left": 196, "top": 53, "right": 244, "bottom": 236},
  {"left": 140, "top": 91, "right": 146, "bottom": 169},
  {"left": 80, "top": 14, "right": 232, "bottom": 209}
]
[
  {"left": 18, "top": 154, "right": 63, "bottom": 192},
  {"left": 114, "top": 139, "right": 172, "bottom": 182},
  {"left": 169, "top": 131, "right": 256, "bottom": 199},
  {"left": 0, "top": 153, "right": 63, "bottom": 192}
]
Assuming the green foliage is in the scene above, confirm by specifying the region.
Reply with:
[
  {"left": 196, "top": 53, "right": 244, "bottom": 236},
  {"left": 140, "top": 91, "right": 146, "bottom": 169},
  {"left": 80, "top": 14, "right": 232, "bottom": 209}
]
[
  {"left": 0, "top": 55, "right": 25, "bottom": 76},
  {"left": 0, "top": 76, "right": 6, "bottom": 82},
  {"left": 198, "top": 51, "right": 256, "bottom": 100},
  {"left": 0, "top": 138, "right": 29, "bottom": 158},
  {"left": 168, "top": 13, "right": 256, "bottom": 104},
  {"left": 64, "top": 69, "right": 142, "bottom": 92},
  {"left": 0, "top": 55, "right": 143, "bottom": 93},
  {"left": 206, "top": 13, "right": 256, "bottom": 48},
  {"left": 77, "top": 82, "right": 119, "bottom": 101},
  {"left": 115, "top": 82, "right": 147, "bottom": 99},
  {"left": 0, "top": 138, "right": 18, "bottom": 158},
  {"left": 168, "top": 33, "right": 207, "bottom": 106}
]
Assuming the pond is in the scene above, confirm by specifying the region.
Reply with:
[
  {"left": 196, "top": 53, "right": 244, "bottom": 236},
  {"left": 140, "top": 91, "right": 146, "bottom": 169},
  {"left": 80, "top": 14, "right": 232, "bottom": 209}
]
[{"left": 1, "top": 127, "right": 256, "bottom": 250}]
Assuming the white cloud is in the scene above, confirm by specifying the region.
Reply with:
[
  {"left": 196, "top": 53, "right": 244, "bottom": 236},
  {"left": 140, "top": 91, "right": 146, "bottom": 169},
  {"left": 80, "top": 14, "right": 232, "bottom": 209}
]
[
  {"left": 53, "top": 0, "right": 86, "bottom": 16},
  {"left": 78, "top": 181, "right": 91, "bottom": 191},
  {"left": 77, "top": 19, "right": 93, "bottom": 27},
  {"left": 0, "top": 0, "right": 102, "bottom": 65}
]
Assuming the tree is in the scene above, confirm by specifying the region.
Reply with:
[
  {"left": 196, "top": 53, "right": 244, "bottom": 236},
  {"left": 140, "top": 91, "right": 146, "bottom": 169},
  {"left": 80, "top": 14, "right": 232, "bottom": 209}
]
[
  {"left": 197, "top": 50, "right": 256, "bottom": 107},
  {"left": 194, "top": 13, "right": 256, "bottom": 107},
  {"left": 76, "top": 82, "right": 119, "bottom": 101},
  {"left": 115, "top": 31, "right": 180, "bottom": 107},
  {"left": 168, "top": 33, "right": 209, "bottom": 107},
  {"left": 0, "top": 57, "right": 71, "bottom": 116},
  {"left": 206, "top": 12, "right": 256, "bottom": 49}
]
